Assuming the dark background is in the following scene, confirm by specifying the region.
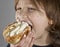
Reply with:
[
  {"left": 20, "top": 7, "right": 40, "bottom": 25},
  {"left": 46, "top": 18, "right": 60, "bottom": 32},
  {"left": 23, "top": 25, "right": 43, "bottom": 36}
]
[{"left": 0, "top": 0, "right": 15, "bottom": 47}]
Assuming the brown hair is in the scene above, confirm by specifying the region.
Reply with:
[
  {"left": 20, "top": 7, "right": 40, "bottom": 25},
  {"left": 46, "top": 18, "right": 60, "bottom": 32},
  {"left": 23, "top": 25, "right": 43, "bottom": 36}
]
[
  {"left": 36, "top": 0, "right": 60, "bottom": 46},
  {"left": 15, "top": 0, "right": 60, "bottom": 46}
]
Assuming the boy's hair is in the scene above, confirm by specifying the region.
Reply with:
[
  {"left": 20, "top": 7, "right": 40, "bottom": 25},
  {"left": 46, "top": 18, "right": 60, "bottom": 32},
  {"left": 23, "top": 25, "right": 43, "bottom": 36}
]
[
  {"left": 37, "top": 0, "right": 60, "bottom": 46},
  {"left": 15, "top": 0, "right": 60, "bottom": 46}
]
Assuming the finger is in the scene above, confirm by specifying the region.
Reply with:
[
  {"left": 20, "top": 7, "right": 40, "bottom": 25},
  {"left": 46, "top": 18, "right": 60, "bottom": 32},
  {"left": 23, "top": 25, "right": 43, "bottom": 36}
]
[
  {"left": 15, "top": 35, "right": 26, "bottom": 47},
  {"left": 18, "top": 31, "right": 32, "bottom": 46},
  {"left": 29, "top": 37, "right": 35, "bottom": 47},
  {"left": 19, "top": 35, "right": 26, "bottom": 46},
  {"left": 22, "top": 31, "right": 33, "bottom": 47},
  {"left": 15, "top": 31, "right": 34, "bottom": 47},
  {"left": 10, "top": 44, "right": 15, "bottom": 47}
]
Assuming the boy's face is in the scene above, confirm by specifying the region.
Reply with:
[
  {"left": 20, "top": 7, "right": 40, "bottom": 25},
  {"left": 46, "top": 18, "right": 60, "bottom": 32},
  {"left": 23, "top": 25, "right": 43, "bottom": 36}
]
[{"left": 15, "top": 0, "right": 49, "bottom": 39}]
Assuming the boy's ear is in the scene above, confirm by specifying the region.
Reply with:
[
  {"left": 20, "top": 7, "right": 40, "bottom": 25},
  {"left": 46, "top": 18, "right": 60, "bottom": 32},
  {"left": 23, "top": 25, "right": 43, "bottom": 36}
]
[{"left": 48, "top": 19, "right": 53, "bottom": 25}]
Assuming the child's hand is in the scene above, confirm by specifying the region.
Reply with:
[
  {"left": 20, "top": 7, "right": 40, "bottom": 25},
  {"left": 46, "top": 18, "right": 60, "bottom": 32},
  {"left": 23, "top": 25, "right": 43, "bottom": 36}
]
[{"left": 10, "top": 30, "right": 35, "bottom": 47}]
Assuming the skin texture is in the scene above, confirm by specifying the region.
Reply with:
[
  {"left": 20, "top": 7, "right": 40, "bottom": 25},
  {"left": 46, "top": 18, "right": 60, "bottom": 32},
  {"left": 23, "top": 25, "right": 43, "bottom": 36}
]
[{"left": 10, "top": 0, "right": 51, "bottom": 47}]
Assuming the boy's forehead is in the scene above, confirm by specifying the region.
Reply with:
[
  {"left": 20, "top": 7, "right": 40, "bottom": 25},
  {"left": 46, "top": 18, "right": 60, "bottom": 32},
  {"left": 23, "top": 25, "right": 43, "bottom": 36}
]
[{"left": 17, "top": 0, "right": 36, "bottom": 8}]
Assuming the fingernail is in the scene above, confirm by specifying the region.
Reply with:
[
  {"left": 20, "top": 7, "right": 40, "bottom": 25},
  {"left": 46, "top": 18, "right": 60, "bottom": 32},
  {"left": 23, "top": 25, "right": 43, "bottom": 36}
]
[{"left": 23, "top": 34, "right": 26, "bottom": 38}]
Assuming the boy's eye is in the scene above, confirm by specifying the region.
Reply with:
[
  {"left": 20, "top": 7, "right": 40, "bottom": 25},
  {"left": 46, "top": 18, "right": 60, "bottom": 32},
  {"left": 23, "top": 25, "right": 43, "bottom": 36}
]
[{"left": 28, "top": 8, "right": 37, "bottom": 12}]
